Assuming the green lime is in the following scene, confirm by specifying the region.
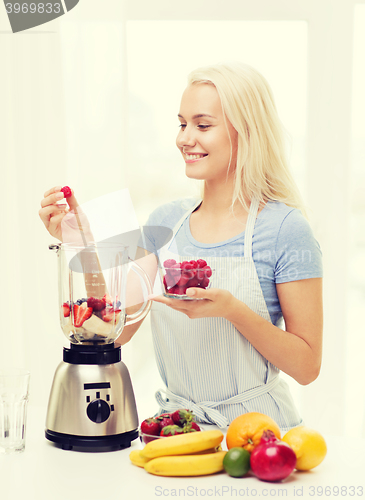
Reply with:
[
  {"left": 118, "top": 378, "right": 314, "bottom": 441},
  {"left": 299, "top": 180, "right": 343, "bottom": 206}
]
[{"left": 223, "top": 447, "right": 251, "bottom": 478}]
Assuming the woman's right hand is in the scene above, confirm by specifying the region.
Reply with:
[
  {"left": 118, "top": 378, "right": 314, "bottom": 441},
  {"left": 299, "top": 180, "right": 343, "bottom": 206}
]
[{"left": 39, "top": 186, "right": 79, "bottom": 241}]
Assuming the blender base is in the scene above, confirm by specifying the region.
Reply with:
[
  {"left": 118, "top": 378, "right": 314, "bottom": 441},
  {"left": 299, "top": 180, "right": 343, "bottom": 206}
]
[{"left": 45, "top": 428, "right": 139, "bottom": 452}]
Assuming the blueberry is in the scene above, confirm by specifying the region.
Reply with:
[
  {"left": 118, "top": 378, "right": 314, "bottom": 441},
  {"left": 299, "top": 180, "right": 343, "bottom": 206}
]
[{"left": 76, "top": 299, "right": 82, "bottom": 305}]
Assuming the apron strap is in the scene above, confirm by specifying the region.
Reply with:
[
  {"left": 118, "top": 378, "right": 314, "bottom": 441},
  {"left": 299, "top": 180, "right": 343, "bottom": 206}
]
[
  {"left": 155, "top": 374, "right": 280, "bottom": 429},
  {"left": 243, "top": 195, "right": 260, "bottom": 258}
]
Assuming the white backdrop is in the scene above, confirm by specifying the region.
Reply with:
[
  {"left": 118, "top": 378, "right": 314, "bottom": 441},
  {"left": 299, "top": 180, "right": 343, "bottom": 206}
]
[{"left": 0, "top": 0, "right": 364, "bottom": 438}]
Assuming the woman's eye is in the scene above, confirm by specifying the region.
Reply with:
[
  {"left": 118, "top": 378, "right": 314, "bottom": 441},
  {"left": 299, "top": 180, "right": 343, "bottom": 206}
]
[{"left": 178, "top": 123, "right": 211, "bottom": 130}]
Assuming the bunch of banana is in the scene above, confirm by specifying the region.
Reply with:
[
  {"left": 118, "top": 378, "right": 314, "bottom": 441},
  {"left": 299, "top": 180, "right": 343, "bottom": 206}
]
[{"left": 129, "top": 429, "right": 226, "bottom": 477}]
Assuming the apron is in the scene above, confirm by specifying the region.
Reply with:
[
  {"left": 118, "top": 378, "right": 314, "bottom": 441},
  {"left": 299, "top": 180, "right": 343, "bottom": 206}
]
[{"left": 151, "top": 196, "right": 302, "bottom": 431}]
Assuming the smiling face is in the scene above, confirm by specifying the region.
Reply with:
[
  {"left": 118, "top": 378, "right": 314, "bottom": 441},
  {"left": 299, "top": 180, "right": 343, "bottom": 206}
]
[{"left": 176, "top": 83, "right": 238, "bottom": 183}]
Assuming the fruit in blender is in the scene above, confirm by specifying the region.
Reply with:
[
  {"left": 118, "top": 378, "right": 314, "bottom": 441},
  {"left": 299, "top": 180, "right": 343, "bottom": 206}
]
[
  {"left": 81, "top": 314, "right": 114, "bottom": 336},
  {"left": 62, "top": 302, "right": 70, "bottom": 317},
  {"left": 73, "top": 303, "right": 93, "bottom": 327},
  {"left": 101, "top": 306, "right": 121, "bottom": 323},
  {"left": 86, "top": 297, "right": 105, "bottom": 311},
  {"left": 102, "top": 293, "right": 113, "bottom": 306}
]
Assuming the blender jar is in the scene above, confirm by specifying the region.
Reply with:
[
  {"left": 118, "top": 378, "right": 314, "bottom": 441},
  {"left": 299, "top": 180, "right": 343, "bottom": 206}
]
[{"left": 50, "top": 242, "right": 152, "bottom": 344}]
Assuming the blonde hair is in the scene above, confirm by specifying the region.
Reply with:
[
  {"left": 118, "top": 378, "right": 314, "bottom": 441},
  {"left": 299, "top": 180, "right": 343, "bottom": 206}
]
[{"left": 187, "top": 61, "right": 307, "bottom": 218}]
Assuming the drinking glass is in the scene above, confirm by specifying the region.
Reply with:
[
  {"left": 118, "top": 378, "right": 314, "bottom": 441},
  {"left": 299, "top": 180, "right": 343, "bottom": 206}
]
[{"left": 0, "top": 369, "right": 30, "bottom": 453}]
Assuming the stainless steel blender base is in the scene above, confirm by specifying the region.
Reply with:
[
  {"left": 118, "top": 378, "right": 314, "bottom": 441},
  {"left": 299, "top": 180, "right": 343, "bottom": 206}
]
[{"left": 45, "top": 344, "right": 139, "bottom": 451}]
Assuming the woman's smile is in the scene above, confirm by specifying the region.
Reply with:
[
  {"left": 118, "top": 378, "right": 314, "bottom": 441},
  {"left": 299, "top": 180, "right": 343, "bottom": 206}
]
[{"left": 184, "top": 153, "right": 208, "bottom": 163}]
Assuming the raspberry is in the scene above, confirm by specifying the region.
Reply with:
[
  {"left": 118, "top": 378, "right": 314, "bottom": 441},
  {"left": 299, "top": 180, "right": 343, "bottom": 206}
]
[
  {"left": 61, "top": 186, "right": 72, "bottom": 198},
  {"left": 163, "top": 259, "right": 177, "bottom": 268},
  {"left": 87, "top": 297, "right": 105, "bottom": 311},
  {"left": 203, "top": 265, "right": 212, "bottom": 278},
  {"left": 198, "top": 277, "right": 210, "bottom": 288},
  {"left": 187, "top": 276, "right": 200, "bottom": 287},
  {"left": 165, "top": 273, "right": 179, "bottom": 288}
]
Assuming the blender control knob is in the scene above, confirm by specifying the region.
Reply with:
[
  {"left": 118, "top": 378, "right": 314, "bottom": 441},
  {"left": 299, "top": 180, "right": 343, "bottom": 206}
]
[{"left": 86, "top": 399, "right": 111, "bottom": 423}]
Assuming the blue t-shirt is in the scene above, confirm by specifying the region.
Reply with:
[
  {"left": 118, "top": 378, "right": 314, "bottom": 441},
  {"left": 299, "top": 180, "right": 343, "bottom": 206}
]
[{"left": 142, "top": 197, "right": 323, "bottom": 325}]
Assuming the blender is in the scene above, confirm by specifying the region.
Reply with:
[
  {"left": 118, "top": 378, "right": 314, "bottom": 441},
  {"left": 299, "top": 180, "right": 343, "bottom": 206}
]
[{"left": 45, "top": 241, "right": 152, "bottom": 451}]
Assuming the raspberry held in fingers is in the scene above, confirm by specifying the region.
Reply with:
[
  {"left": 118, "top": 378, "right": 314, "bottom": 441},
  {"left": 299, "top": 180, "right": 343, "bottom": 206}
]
[{"left": 61, "top": 186, "right": 72, "bottom": 198}]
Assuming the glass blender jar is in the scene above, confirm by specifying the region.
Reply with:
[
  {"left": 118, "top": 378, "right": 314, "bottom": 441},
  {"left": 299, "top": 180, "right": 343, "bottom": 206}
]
[{"left": 45, "top": 242, "right": 152, "bottom": 451}]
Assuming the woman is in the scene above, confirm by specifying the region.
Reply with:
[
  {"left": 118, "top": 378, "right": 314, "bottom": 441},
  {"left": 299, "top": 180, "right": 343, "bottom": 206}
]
[{"left": 39, "top": 62, "right": 323, "bottom": 432}]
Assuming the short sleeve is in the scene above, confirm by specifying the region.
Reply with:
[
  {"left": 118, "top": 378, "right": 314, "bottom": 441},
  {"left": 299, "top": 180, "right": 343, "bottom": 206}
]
[
  {"left": 138, "top": 212, "right": 157, "bottom": 255},
  {"left": 275, "top": 209, "right": 323, "bottom": 283},
  {"left": 137, "top": 208, "right": 174, "bottom": 257}
]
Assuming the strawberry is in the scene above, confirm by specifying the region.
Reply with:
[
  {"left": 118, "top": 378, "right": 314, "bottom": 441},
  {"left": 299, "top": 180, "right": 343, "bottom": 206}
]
[
  {"left": 101, "top": 308, "right": 122, "bottom": 323},
  {"left": 62, "top": 302, "right": 70, "bottom": 317},
  {"left": 60, "top": 186, "right": 72, "bottom": 198},
  {"left": 87, "top": 297, "right": 105, "bottom": 311},
  {"left": 171, "top": 409, "right": 194, "bottom": 427},
  {"left": 73, "top": 304, "right": 92, "bottom": 327},
  {"left": 156, "top": 414, "right": 174, "bottom": 429},
  {"left": 140, "top": 418, "right": 161, "bottom": 436},
  {"left": 183, "top": 421, "right": 201, "bottom": 432},
  {"left": 160, "top": 425, "right": 184, "bottom": 437},
  {"left": 102, "top": 294, "right": 113, "bottom": 306}
]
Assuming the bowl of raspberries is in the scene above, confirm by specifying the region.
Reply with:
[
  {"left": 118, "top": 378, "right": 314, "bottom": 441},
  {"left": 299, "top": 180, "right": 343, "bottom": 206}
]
[
  {"left": 159, "top": 259, "right": 213, "bottom": 300},
  {"left": 139, "top": 409, "right": 201, "bottom": 444}
]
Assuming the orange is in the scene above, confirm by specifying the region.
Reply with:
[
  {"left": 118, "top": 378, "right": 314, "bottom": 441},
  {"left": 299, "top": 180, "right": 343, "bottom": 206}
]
[
  {"left": 226, "top": 412, "right": 281, "bottom": 453},
  {"left": 282, "top": 426, "right": 327, "bottom": 470}
]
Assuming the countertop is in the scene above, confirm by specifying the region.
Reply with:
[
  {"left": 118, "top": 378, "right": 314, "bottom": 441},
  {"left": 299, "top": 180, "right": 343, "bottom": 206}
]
[{"left": 1, "top": 404, "right": 364, "bottom": 500}]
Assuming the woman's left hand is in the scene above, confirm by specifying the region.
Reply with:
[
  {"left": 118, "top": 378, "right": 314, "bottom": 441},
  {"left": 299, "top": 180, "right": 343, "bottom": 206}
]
[{"left": 149, "top": 287, "right": 236, "bottom": 319}]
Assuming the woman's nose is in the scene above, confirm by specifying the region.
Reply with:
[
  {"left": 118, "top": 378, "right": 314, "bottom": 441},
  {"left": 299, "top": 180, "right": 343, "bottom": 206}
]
[{"left": 176, "top": 126, "right": 196, "bottom": 149}]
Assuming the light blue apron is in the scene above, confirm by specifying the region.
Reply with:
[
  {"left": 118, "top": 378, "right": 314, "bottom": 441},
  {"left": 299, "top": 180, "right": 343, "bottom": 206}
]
[{"left": 151, "top": 196, "right": 302, "bottom": 431}]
